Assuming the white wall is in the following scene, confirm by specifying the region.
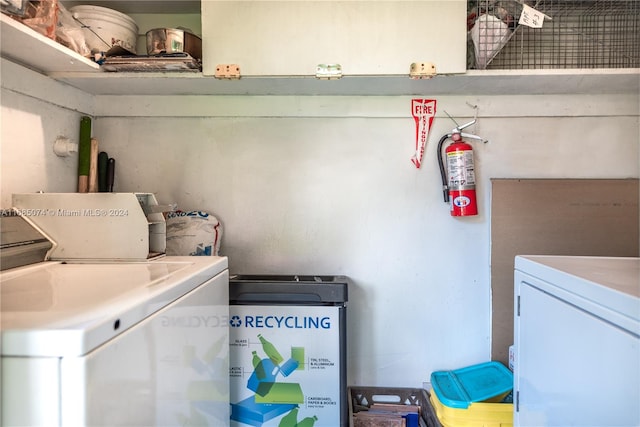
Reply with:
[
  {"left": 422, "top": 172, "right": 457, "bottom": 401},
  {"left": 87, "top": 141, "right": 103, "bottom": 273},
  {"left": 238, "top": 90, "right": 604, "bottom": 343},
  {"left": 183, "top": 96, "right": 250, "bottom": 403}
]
[
  {"left": 2, "top": 62, "right": 639, "bottom": 388},
  {"left": 0, "top": 60, "right": 93, "bottom": 204}
]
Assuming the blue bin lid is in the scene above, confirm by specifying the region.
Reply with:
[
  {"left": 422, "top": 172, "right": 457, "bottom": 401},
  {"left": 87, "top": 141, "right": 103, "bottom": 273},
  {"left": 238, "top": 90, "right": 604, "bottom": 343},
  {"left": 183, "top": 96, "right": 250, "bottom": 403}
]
[{"left": 430, "top": 361, "right": 513, "bottom": 409}]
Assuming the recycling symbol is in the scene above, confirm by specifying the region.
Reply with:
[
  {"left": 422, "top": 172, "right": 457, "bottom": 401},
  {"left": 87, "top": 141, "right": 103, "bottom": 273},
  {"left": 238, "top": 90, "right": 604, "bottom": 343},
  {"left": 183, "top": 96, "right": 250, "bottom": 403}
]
[{"left": 230, "top": 315, "right": 242, "bottom": 327}]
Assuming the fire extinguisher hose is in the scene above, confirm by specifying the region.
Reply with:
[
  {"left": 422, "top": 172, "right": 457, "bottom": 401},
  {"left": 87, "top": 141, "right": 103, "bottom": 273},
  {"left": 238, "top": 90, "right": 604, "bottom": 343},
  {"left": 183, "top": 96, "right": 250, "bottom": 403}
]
[{"left": 437, "top": 133, "right": 450, "bottom": 203}]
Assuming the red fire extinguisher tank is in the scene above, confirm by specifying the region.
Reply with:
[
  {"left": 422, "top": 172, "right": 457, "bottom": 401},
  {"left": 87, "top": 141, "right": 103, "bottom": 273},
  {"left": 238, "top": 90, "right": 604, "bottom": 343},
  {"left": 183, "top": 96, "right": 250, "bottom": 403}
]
[{"left": 445, "top": 134, "right": 478, "bottom": 216}]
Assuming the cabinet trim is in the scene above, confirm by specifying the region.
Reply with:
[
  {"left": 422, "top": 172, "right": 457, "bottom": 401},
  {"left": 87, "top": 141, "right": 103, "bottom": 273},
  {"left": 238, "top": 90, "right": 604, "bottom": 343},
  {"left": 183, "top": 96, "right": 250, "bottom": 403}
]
[
  {"left": 47, "top": 69, "right": 640, "bottom": 96},
  {"left": 90, "top": 94, "right": 639, "bottom": 118}
]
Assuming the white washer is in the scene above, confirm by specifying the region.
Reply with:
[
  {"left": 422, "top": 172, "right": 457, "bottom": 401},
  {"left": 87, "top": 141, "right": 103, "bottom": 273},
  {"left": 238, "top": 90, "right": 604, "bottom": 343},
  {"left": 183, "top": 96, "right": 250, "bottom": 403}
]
[
  {"left": 514, "top": 255, "right": 640, "bottom": 427},
  {"left": 1, "top": 255, "right": 230, "bottom": 426}
]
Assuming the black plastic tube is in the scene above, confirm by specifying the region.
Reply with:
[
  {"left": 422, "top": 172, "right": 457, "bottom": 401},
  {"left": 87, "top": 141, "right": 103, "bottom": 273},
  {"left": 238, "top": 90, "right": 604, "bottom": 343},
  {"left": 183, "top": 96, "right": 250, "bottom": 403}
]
[{"left": 436, "top": 133, "right": 450, "bottom": 203}]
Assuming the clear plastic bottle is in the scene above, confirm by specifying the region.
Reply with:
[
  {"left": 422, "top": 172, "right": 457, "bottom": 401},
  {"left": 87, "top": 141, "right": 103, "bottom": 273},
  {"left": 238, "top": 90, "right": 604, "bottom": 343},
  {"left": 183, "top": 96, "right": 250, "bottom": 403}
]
[
  {"left": 251, "top": 350, "right": 266, "bottom": 379},
  {"left": 251, "top": 350, "right": 261, "bottom": 368},
  {"left": 279, "top": 357, "right": 300, "bottom": 377}
]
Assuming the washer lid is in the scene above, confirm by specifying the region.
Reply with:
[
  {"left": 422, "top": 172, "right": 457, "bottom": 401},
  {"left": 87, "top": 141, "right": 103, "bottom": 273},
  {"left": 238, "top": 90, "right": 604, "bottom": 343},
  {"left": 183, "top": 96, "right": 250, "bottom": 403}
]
[
  {"left": 0, "top": 215, "right": 52, "bottom": 270},
  {"left": 1, "top": 256, "right": 227, "bottom": 357},
  {"left": 515, "top": 255, "right": 640, "bottom": 327}
]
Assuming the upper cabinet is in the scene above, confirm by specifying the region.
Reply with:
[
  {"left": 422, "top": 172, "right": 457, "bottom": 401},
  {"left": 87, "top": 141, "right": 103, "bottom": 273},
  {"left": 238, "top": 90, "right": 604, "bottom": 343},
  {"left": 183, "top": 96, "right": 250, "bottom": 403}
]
[
  {"left": 0, "top": 0, "right": 638, "bottom": 95},
  {"left": 201, "top": 0, "right": 467, "bottom": 77}
]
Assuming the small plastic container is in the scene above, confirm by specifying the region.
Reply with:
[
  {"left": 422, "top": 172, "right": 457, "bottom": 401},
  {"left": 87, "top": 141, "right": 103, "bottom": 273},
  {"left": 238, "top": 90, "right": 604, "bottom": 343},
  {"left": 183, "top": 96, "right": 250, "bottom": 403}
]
[{"left": 430, "top": 361, "right": 513, "bottom": 427}]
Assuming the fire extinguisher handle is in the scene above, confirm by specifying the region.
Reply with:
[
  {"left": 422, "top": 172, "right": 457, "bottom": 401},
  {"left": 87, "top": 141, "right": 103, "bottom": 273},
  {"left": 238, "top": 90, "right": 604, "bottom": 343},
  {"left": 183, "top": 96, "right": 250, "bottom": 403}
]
[
  {"left": 459, "top": 132, "right": 487, "bottom": 143},
  {"left": 456, "top": 119, "right": 477, "bottom": 131}
]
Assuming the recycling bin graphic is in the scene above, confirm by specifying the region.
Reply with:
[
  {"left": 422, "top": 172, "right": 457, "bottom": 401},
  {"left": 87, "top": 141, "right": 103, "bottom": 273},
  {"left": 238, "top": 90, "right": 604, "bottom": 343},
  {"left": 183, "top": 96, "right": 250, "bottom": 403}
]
[{"left": 229, "top": 275, "right": 349, "bottom": 427}]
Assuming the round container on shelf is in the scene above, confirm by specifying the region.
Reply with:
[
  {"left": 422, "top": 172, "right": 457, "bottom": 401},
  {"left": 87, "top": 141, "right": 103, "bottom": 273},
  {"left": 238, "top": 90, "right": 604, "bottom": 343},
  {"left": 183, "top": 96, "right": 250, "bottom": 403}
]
[
  {"left": 69, "top": 5, "right": 138, "bottom": 54},
  {"left": 146, "top": 28, "right": 203, "bottom": 59}
]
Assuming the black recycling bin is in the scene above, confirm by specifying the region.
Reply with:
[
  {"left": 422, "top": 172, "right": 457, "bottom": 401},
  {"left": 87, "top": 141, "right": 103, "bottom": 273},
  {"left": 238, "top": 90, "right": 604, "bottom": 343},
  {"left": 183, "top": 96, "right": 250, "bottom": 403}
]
[{"left": 228, "top": 275, "right": 349, "bottom": 427}]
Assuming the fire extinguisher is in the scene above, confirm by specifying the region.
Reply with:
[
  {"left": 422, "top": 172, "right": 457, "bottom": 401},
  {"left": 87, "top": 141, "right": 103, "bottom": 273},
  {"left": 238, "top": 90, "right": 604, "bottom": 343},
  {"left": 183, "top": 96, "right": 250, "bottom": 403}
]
[{"left": 436, "top": 119, "right": 485, "bottom": 217}]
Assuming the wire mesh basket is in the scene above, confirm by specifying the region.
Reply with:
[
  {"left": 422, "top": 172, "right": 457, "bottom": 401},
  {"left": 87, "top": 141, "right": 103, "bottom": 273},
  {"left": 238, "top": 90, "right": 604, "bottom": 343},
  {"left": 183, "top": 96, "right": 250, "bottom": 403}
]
[{"left": 467, "top": 0, "right": 640, "bottom": 69}]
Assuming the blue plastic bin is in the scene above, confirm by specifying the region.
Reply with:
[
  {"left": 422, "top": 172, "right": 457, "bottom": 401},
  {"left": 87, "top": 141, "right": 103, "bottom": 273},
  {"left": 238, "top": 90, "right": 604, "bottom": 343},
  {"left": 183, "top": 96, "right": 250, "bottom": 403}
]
[{"left": 430, "top": 361, "right": 513, "bottom": 410}]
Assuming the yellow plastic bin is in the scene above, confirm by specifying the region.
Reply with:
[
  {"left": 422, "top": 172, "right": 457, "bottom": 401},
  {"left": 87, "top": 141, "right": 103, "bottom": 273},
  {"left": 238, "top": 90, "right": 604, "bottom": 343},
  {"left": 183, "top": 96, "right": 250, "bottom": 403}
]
[
  {"left": 430, "top": 390, "right": 512, "bottom": 427},
  {"left": 429, "top": 361, "right": 513, "bottom": 427}
]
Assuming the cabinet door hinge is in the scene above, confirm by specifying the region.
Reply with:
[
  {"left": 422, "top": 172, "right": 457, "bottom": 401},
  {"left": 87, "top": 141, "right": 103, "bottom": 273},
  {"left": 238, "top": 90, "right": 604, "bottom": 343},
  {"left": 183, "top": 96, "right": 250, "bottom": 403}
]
[
  {"left": 215, "top": 64, "right": 241, "bottom": 79},
  {"left": 410, "top": 62, "right": 436, "bottom": 79},
  {"left": 516, "top": 390, "right": 520, "bottom": 412},
  {"left": 316, "top": 64, "right": 342, "bottom": 80},
  {"left": 517, "top": 295, "right": 521, "bottom": 316}
]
